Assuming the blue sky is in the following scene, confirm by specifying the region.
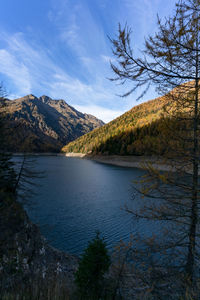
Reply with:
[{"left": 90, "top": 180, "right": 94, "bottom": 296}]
[{"left": 0, "top": 0, "right": 177, "bottom": 122}]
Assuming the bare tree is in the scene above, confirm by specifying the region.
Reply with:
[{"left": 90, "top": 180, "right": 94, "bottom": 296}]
[
  {"left": 110, "top": 0, "right": 200, "bottom": 297},
  {"left": 0, "top": 84, "right": 41, "bottom": 200},
  {"left": 0, "top": 84, "right": 16, "bottom": 195}
]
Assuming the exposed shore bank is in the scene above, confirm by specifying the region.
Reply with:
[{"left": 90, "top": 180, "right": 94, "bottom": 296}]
[
  {"left": 13, "top": 152, "right": 66, "bottom": 156},
  {"left": 65, "top": 152, "right": 178, "bottom": 172},
  {"left": 12, "top": 152, "right": 194, "bottom": 173},
  {"left": 65, "top": 153, "right": 198, "bottom": 174}
]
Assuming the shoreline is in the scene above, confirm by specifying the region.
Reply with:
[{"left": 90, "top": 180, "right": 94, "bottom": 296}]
[
  {"left": 65, "top": 153, "right": 197, "bottom": 174},
  {"left": 12, "top": 152, "right": 66, "bottom": 156},
  {"left": 12, "top": 152, "right": 194, "bottom": 173},
  {"left": 65, "top": 152, "right": 179, "bottom": 172},
  {"left": 87, "top": 155, "right": 175, "bottom": 172}
]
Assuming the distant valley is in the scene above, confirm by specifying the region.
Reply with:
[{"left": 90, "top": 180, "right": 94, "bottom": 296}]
[{"left": 0, "top": 94, "right": 104, "bottom": 152}]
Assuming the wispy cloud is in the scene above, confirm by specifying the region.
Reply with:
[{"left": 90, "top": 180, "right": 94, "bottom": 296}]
[
  {"left": 101, "top": 55, "right": 111, "bottom": 63},
  {"left": 59, "top": 16, "right": 84, "bottom": 55},
  {"left": 123, "top": 0, "right": 156, "bottom": 42},
  {"left": 0, "top": 30, "right": 129, "bottom": 122},
  {"left": 0, "top": 48, "right": 31, "bottom": 95},
  {"left": 124, "top": 0, "right": 176, "bottom": 40},
  {"left": 0, "top": 0, "right": 171, "bottom": 122},
  {"left": 74, "top": 104, "right": 124, "bottom": 124},
  {"left": 49, "top": 0, "right": 108, "bottom": 64}
]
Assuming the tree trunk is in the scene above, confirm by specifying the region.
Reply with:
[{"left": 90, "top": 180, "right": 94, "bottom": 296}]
[{"left": 185, "top": 73, "right": 199, "bottom": 282}]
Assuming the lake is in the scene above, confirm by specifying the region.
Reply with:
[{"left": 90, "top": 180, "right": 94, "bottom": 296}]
[{"left": 16, "top": 156, "right": 159, "bottom": 255}]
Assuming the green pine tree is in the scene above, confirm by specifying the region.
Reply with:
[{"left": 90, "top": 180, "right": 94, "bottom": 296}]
[{"left": 75, "top": 232, "right": 111, "bottom": 300}]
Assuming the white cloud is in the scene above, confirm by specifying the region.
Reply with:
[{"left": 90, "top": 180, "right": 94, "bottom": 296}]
[
  {"left": 0, "top": 30, "right": 135, "bottom": 121},
  {"left": 74, "top": 104, "right": 124, "bottom": 123},
  {"left": 60, "top": 21, "right": 84, "bottom": 55},
  {"left": 0, "top": 49, "right": 31, "bottom": 95},
  {"left": 124, "top": 0, "right": 155, "bottom": 38},
  {"left": 49, "top": 72, "right": 123, "bottom": 109},
  {"left": 49, "top": 0, "right": 108, "bottom": 61},
  {"left": 50, "top": 75, "right": 94, "bottom": 102},
  {"left": 101, "top": 55, "right": 111, "bottom": 63}
]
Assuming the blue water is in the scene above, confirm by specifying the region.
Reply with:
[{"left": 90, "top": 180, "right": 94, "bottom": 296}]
[{"left": 16, "top": 156, "right": 159, "bottom": 255}]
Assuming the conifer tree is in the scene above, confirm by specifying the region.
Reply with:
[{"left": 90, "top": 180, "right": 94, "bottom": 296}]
[
  {"left": 75, "top": 232, "right": 110, "bottom": 299},
  {"left": 110, "top": 0, "right": 200, "bottom": 297}
]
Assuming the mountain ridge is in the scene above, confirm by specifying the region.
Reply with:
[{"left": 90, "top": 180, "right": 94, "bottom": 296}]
[{"left": 0, "top": 94, "right": 104, "bottom": 152}]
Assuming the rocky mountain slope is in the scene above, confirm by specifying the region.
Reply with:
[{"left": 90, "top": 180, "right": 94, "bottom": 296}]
[{"left": 0, "top": 94, "right": 104, "bottom": 152}]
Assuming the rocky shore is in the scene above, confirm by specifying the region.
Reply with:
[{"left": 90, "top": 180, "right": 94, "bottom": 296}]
[
  {"left": 65, "top": 153, "right": 177, "bottom": 172},
  {"left": 0, "top": 193, "right": 78, "bottom": 299},
  {"left": 64, "top": 153, "right": 196, "bottom": 174}
]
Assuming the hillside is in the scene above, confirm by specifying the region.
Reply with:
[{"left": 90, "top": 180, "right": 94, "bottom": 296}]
[
  {"left": 0, "top": 95, "right": 104, "bottom": 152},
  {"left": 62, "top": 95, "right": 175, "bottom": 156}
]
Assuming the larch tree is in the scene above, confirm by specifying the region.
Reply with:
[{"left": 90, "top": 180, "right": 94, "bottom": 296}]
[{"left": 110, "top": 0, "right": 200, "bottom": 297}]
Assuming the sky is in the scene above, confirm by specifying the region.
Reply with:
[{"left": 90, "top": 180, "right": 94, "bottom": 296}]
[{"left": 0, "top": 0, "right": 178, "bottom": 123}]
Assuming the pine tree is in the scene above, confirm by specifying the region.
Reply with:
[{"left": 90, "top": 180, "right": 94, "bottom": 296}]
[{"left": 75, "top": 232, "right": 110, "bottom": 299}]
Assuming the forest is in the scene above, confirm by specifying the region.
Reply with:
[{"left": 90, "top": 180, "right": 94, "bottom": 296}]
[{"left": 62, "top": 92, "right": 192, "bottom": 157}]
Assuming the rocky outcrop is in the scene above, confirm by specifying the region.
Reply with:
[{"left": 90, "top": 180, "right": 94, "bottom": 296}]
[
  {"left": 0, "top": 95, "right": 104, "bottom": 152},
  {"left": 0, "top": 192, "right": 78, "bottom": 298}
]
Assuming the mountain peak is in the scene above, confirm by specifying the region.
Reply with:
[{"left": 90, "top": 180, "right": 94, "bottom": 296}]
[
  {"left": 26, "top": 94, "right": 37, "bottom": 99},
  {"left": 39, "top": 95, "right": 52, "bottom": 103},
  {"left": 1, "top": 94, "right": 104, "bottom": 152},
  {"left": 40, "top": 95, "right": 51, "bottom": 100}
]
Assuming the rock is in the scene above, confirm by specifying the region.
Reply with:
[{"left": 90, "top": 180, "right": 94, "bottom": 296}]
[
  {"left": 0, "top": 95, "right": 104, "bottom": 153},
  {"left": 0, "top": 192, "right": 79, "bottom": 297}
]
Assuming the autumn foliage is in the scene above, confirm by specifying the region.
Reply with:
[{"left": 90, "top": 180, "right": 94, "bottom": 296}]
[{"left": 62, "top": 93, "right": 189, "bottom": 156}]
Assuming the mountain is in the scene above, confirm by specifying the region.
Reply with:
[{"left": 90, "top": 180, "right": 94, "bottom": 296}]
[
  {"left": 0, "top": 94, "right": 104, "bottom": 152},
  {"left": 62, "top": 95, "right": 174, "bottom": 156}
]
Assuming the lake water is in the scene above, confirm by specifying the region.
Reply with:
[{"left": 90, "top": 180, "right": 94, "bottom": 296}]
[{"left": 16, "top": 156, "right": 159, "bottom": 255}]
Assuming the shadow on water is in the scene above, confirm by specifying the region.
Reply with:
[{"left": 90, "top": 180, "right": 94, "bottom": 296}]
[{"left": 13, "top": 155, "right": 165, "bottom": 255}]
